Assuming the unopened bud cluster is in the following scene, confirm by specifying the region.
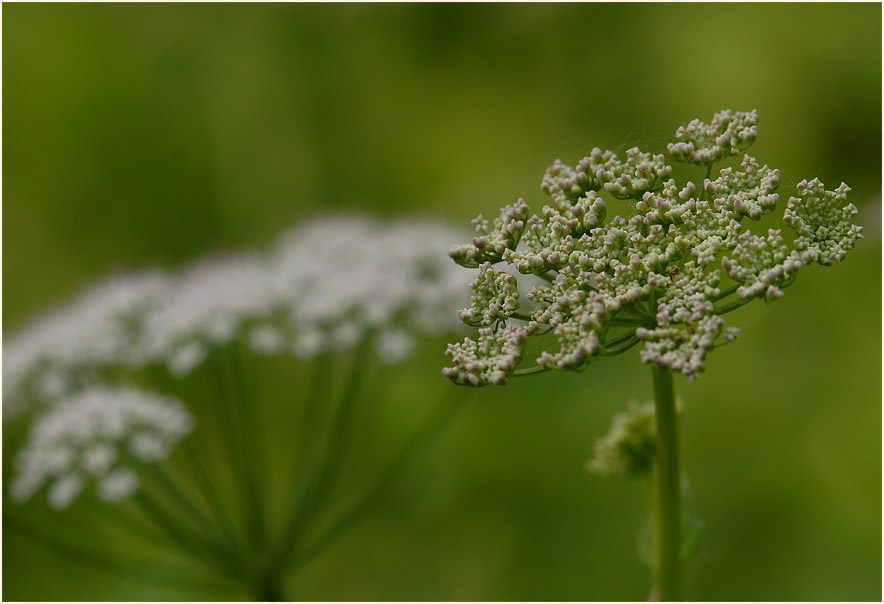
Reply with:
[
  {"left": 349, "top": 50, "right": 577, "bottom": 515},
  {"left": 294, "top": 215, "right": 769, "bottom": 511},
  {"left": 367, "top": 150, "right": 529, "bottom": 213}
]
[
  {"left": 667, "top": 109, "right": 758, "bottom": 165},
  {"left": 586, "top": 402, "right": 657, "bottom": 478},
  {"left": 445, "top": 110, "right": 862, "bottom": 386}
]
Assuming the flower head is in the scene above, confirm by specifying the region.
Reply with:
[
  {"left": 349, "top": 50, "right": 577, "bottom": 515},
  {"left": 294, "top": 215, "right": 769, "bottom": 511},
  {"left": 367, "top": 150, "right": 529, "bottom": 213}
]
[
  {"left": 784, "top": 179, "right": 863, "bottom": 265},
  {"left": 6, "top": 213, "right": 472, "bottom": 511},
  {"left": 444, "top": 110, "right": 861, "bottom": 385},
  {"left": 10, "top": 386, "right": 192, "bottom": 509},
  {"left": 442, "top": 324, "right": 526, "bottom": 386}
]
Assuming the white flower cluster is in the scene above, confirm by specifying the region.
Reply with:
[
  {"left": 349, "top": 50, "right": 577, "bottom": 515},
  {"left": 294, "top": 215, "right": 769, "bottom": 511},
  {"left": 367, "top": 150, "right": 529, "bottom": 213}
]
[
  {"left": 582, "top": 147, "right": 673, "bottom": 200},
  {"left": 721, "top": 229, "right": 801, "bottom": 300},
  {"left": 529, "top": 268, "right": 612, "bottom": 370},
  {"left": 784, "top": 179, "right": 862, "bottom": 265},
  {"left": 667, "top": 109, "right": 758, "bottom": 165},
  {"left": 140, "top": 255, "right": 278, "bottom": 376},
  {"left": 4, "top": 215, "right": 470, "bottom": 416},
  {"left": 458, "top": 263, "right": 520, "bottom": 327},
  {"left": 442, "top": 325, "right": 526, "bottom": 386},
  {"left": 448, "top": 200, "right": 531, "bottom": 268},
  {"left": 444, "top": 110, "right": 862, "bottom": 385},
  {"left": 10, "top": 386, "right": 192, "bottom": 509},
  {"left": 3, "top": 273, "right": 169, "bottom": 415},
  {"left": 269, "top": 216, "right": 467, "bottom": 360},
  {"left": 636, "top": 315, "right": 724, "bottom": 382},
  {"left": 705, "top": 155, "right": 780, "bottom": 220},
  {"left": 6, "top": 215, "right": 470, "bottom": 508}
]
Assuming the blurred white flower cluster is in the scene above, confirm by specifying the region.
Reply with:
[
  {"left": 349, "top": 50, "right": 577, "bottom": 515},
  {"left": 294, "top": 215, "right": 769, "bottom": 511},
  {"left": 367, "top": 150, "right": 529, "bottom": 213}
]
[
  {"left": 10, "top": 386, "right": 192, "bottom": 509},
  {"left": 445, "top": 109, "right": 862, "bottom": 385},
  {"left": 4, "top": 214, "right": 469, "bottom": 508}
]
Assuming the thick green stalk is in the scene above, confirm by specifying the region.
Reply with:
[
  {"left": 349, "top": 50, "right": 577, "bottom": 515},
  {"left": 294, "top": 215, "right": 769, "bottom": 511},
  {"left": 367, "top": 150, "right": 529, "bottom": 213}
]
[
  {"left": 253, "top": 572, "right": 287, "bottom": 602},
  {"left": 651, "top": 365, "right": 683, "bottom": 601}
]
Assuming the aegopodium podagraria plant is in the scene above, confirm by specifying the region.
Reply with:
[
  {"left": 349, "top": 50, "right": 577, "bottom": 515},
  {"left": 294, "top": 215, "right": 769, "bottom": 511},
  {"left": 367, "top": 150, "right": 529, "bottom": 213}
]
[
  {"left": 4, "top": 214, "right": 470, "bottom": 600},
  {"left": 443, "top": 109, "right": 862, "bottom": 600}
]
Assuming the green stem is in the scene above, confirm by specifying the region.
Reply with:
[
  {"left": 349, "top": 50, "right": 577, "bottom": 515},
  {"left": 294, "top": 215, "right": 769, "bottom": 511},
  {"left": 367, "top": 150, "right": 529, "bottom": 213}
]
[
  {"left": 599, "top": 335, "right": 640, "bottom": 356},
  {"left": 603, "top": 329, "right": 640, "bottom": 350},
  {"left": 714, "top": 295, "right": 753, "bottom": 315},
  {"left": 277, "top": 351, "right": 336, "bottom": 551},
  {"left": 224, "top": 343, "right": 268, "bottom": 546},
  {"left": 130, "top": 491, "right": 238, "bottom": 575},
  {"left": 620, "top": 305, "right": 655, "bottom": 323},
  {"left": 289, "top": 395, "right": 466, "bottom": 574},
  {"left": 712, "top": 282, "right": 741, "bottom": 301},
  {"left": 4, "top": 516, "right": 229, "bottom": 591},
  {"left": 253, "top": 573, "right": 287, "bottom": 602},
  {"left": 210, "top": 349, "right": 264, "bottom": 552},
  {"left": 139, "top": 461, "right": 227, "bottom": 545},
  {"left": 509, "top": 312, "right": 534, "bottom": 322},
  {"left": 651, "top": 365, "right": 683, "bottom": 601},
  {"left": 275, "top": 338, "right": 372, "bottom": 566},
  {"left": 715, "top": 276, "right": 797, "bottom": 315},
  {"left": 180, "top": 439, "right": 242, "bottom": 549},
  {"left": 512, "top": 365, "right": 551, "bottom": 378},
  {"left": 699, "top": 165, "right": 713, "bottom": 201},
  {"left": 608, "top": 315, "right": 641, "bottom": 326},
  {"left": 99, "top": 499, "right": 233, "bottom": 576}
]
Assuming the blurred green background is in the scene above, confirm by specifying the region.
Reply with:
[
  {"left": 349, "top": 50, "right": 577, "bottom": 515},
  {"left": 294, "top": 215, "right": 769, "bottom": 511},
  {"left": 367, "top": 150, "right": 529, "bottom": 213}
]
[{"left": 3, "top": 3, "right": 881, "bottom": 601}]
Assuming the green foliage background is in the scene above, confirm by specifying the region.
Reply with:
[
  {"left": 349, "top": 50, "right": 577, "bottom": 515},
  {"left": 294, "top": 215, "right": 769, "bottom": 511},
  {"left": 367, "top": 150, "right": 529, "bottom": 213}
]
[{"left": 3, "top": 3, "right": 881, "bottom": 601}]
